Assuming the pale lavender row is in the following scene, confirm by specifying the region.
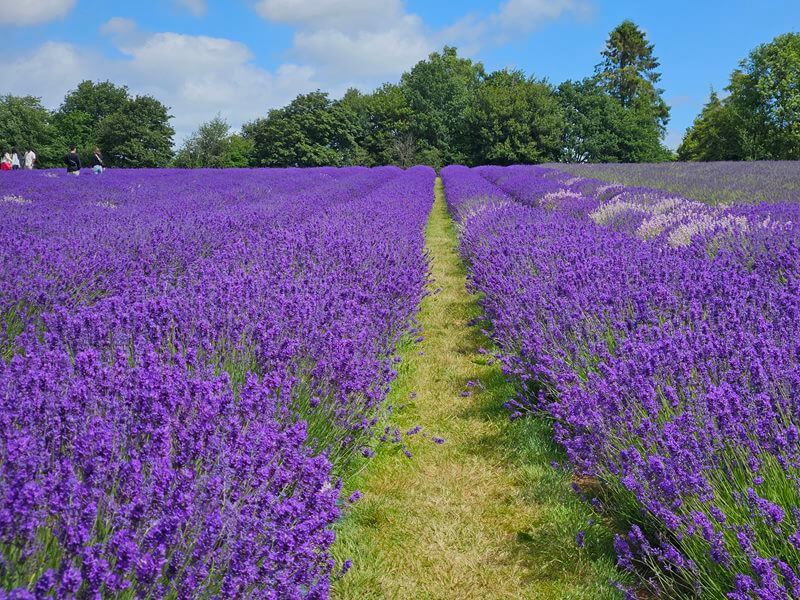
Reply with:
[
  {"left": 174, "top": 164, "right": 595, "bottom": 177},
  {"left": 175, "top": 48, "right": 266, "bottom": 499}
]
[
  {"left": 477, "top": 163, "right": 800, "bottom": 250},
  {"left": 546, "top": 161, "right": 800, "bottom": 206},
  {"left": 443, "top": 165, "right": 800, "bottom": 598},
  {"left": 0, "top": 166, "right": 435, "bottom": 598}
]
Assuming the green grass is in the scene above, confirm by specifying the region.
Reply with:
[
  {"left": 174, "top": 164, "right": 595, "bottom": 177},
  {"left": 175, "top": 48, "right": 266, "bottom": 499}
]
[{"left": 331, "top": 178, "right": 623, "bottom": 599}]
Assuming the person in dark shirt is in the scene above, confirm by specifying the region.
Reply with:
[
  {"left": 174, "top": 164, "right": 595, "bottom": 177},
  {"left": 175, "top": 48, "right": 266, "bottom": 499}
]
[
  {"left": 89, "top": 147, "right": 105, "bottom": 174},
  {"left": 64, "top": 146, "right": 81, "bottom": 176}
]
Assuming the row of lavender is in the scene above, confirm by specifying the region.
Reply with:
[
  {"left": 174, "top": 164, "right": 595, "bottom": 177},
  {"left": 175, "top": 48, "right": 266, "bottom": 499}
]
[
  {"left": 443, "top": 164, "right": 800, "bottom": 598},
  {"left": 0, "top": 167, "right": 435, "bottom": 598},
  {"left": 545, "top": 161, "right": 800, "bottom": 206}
]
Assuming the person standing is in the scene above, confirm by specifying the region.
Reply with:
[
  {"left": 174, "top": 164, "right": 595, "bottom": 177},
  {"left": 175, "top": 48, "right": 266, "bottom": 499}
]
[
  {"left": 11, "top": 148, "right": 20, "bottom": 170},
  {"left": 24, "top": 147, "right": 36, "bottom": 170},
  {"left": 64, "top": 146, "right": 81, "bottom": 176},
  {"left": 0, "top": 151, "right": 11, "bottom": 171},
  {"left": 89, "top": 147, "right": 105, "bottom": 174}
]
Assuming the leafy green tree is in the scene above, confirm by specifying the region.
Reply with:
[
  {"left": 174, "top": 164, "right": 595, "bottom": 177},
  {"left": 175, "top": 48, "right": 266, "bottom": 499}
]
[
  {"left": 96, "top": 95, "right": 175, "bottom": 167},
  {"left": 243, "top": 91, "right": 358, "bottom": 167},
  {"left": 679, "top": 33, "right": 800, "bottom": 161},
  {"left": 59, "top": 80, "right": 130, "bottom": 126},
  {"left": 462, "top": 70, "right": 563, "bottom": 165},
  {"left": 55, "top": 80, "right": 130, "bottom": 155},
  {"left": 558, "top": 78, "right": 672, "bottom": 163},
  {"left": 174, "top": 115, "right": 253, "bottom": 168},
  {"left": 0, "top": 95, "right": 61, "bottom": 166},
  {"left": 60, "top": 80, "right": 130, "bottom": 123},
  {"left": 595, "top": 20, "right": 670, "bottom": 135},
  {"left": 595, "top": 20, "right": 669, "bottom": 160},
  {"left": 727, "top": 32, "right": 800, "bottom": 159},
  {"left": 400, "top": 46, "right": 485, "bottom": 166},
  {"left": 337, "top": 84, "right": 415, "bottom": 166},
  {"left": 223, "top": 135, "right": 255, "bottom": 168},
  {"left": 677, "top": 91, "right": 741, "bottom": 161}
]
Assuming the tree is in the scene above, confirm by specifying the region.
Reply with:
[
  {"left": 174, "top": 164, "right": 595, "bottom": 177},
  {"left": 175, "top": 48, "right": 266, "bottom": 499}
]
[
  {"left": 337, "top": 84, "right": 415, "bottom": 166},
  {"left": 727, "top": 32, "right": 800, "bottom": 159},
  {"left": 595, "top": 20, "right": 670, "bottom": 134},
  {"left": 96, "top": 95, "right": 175, "bottom": 167},
  {"left": 679, "top": 32, "right": 800, "bottom": 161},
  {"left": 174, "top": 115, "right": 253, "bottom": 168},
  {"left": 0, "top": 95, "right": 61, "bottom": 166},
  {"left": 223, "top": 135, "right": 256, "bottom": 168},
  {"left": 401, "top": 46, "right": 485, "bottom": 166},
  {"left": 558, "top": 78, "right": 672, "bottom": 163},
  {"left": 243, "top": 91, "right": 358, "bottom": 167},
  {"left": 462, "top": 70, "right": 563, "bottom": 165},
  {"left": 677, "top": 91, "right": 741, "bottom": 161},
  {"left": 55, "top": 81, "right": 131, "bottom": 155},
  {"left": 60, "top": 80, "right": 130, "bottom": 123}
]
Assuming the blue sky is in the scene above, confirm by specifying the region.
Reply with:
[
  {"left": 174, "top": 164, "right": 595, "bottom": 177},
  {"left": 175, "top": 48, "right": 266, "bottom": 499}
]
[{"left": 1, "top": 0, "right": 797, "bottom": 148}]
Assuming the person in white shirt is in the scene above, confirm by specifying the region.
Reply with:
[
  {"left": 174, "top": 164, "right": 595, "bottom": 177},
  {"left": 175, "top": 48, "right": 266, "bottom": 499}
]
[
  {"left": 11, "top": 148, "right": 20, "bottom": 170},
  {"left": 24, "top": 148, "right": 36, "bottom": 170}
]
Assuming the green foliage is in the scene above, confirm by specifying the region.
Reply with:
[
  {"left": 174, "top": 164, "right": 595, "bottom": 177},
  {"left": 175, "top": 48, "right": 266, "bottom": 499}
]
[
  {"left": 55, "top": 81, "right": 131, "bottom": 159},
  {"left": 60, "top": 80, "right": 130, "bottom": 124},
  {"left": 96, "top": 95, "right": 175, "bottom": 167},
  {"left": 400, "top": 46, "right": 486, "bottom": 167},
  {"left": 462, "top": 70, "right": 564, "bottom": 165},
  {"left": 50, "top": 80, "right": 175, "bottom": 168},
  {"left": 558, "top": 78, "right": 673, "bottom": 163},
  {"left": 0, "top": 95, "right": 61, "bottom": 166},
  {"left": 174, "top": 115, "right": 254, "bottom": 168},
  {"left": 680, "top": 33, "right": 800, "bottom": 161},
  {"left": 243, "top": 91, "right": 358, "bottom": 167},
  {"left": 337, "top": 84, "right": 416, "bottom": 166},
  {"left": 588, "top": 19, "right": 671, "bottom": 163},
  {"left": 677, "top": 91, "right": 741, "bottom": 161},
  {"left": 224, "top": 135, "right": 255, "bottom": 168},
  {"left": 728, "top": 32, "right": 800, "bottom": 159},
  {"left": 595, "top": 20, "right": 670, "bottom": 132}
]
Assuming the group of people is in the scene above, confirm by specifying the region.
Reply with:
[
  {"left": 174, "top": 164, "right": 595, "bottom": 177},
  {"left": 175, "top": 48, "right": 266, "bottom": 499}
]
[
  {"left": 64, "top": 146, "right": 105, "bottom": 176},
  {"left": 0, "top": 148, "right": 36, "bottom": 171},
  {"left": 1, "top": 146, "right": 106, "bottom": 175}
]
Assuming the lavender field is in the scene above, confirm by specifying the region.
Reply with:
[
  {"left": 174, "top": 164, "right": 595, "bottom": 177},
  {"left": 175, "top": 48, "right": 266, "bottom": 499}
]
[
  {"left": 443, "top": 164, "right": 800, "bottom": 598},
  {"left": 546, "top": 162, "right": 800, "bottom": 206},
  {"left": 0, "top": 167, "right": 434, "bottom": 597},
  {"left": 3, "top": 161, "right": 800, "bottom": 599}
]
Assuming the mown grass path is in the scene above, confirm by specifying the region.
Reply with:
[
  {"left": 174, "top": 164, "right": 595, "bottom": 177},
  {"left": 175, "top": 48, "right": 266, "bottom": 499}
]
[{"left": 332, "top": 178, "right": 621, "bottom": 599}]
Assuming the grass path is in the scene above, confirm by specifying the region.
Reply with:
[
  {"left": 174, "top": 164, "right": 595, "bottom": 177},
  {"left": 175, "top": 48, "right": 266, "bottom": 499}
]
[{"left": 332, "top": 178, "right": 621, "bottom": 599}]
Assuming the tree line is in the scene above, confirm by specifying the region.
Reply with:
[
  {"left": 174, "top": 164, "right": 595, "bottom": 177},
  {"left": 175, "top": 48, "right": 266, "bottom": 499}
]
[
  {"left": 226, "top": 19, "right": 675, "bottom": 168},
  {"left": 678, "top": 32, "right": 800, "bottom": 161},
  {"left": 1, "top": 22, "right": 798, "bottom": 168},
  {"left": 0, "top": 81, "right": 174, "bottom": 169}
]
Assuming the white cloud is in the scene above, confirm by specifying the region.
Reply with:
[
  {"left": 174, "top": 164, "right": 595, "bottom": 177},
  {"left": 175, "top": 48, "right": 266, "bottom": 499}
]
[
  {"left": 105, "top": 25, "right": 318, "bottom": 141},
  {"left": 253, "top": 0, "right": 589, "bottom": 90},
  {"left": 254, "top": 0, "right": 433, "bottom": 87},
  {"left": 0, "top": 0, "right": 76, "bottom": 25},
  {"left": 293, "top": 15, "right": 432, "bottom": 79},
  {"left": 0, "top": 21, "right": 319, "bottom": 144},
  {"left": 253, "top": 0, "right": 400, "bottom": 31},
  {"left": 496, "top": 0, "right": 589, "bottom": 31},
  {"left": 175, "top": 0, "right": 206, "bottom": 17},
  {"left": 0, "top": 42, "right": 97, "bottom": 107},
  {"left": 446, "top": 0, "right": 591, "bottom": 46}
]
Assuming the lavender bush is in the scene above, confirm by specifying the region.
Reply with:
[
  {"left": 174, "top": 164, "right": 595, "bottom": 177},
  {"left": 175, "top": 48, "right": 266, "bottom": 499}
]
[
  {"left": 0, "top": 166, "right": 434, "bottom": 597},
  {"left": 545, "top": 161, "right": 800, "bottom": 206},
  {"left": 443, "top": 164, "right": 800, "bottom": 598}
]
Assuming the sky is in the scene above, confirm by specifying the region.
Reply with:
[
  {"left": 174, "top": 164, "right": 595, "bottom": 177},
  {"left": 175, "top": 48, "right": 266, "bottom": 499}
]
[{"left": 0, "top": 0, "right": 798, "bottom": 149}]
